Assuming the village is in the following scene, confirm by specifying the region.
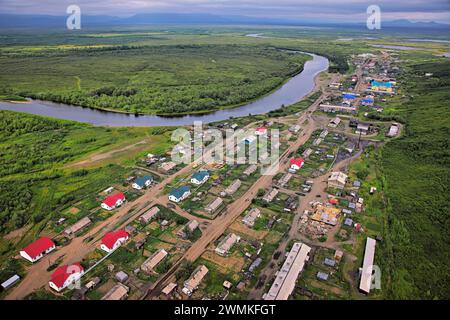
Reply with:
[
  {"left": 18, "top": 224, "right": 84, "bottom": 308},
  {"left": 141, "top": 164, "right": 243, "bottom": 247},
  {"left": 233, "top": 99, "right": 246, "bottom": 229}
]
[{"left": 1, "top": 50, "right": 401, "bottom": 301}]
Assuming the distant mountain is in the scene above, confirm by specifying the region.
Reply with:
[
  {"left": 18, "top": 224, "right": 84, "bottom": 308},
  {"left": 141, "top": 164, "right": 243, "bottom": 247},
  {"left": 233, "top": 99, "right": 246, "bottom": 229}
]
[{"left": 0, "top": 13, "right": 449, "bottom": 30}]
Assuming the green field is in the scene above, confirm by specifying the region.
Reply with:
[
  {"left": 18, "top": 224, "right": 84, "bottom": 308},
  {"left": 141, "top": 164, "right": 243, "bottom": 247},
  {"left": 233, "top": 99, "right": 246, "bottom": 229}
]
[
  {"left": 0, "top": 44, "right": 309, "bottom": 115},
  {"left": 0, "top": 110, "right": 173, "bottom": 258}
]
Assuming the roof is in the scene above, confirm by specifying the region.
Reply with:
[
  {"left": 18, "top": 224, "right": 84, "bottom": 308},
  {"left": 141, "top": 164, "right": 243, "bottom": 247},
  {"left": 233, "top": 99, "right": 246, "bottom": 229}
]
[
  {"left": 205, "top": 197, "right": 223, "bottom": 212},
  {"left": 103, "top": 192, "right": 125, "bottom": 207},
  {"left": 192, "top": 170, "right": 209, "bottom": 182},
  {"left": 264, "top": 243, "right": 311, "bottom": 300},
  {"left": 290, "top": 157, "right": 304, "bottom": 167},
  {"left": 184, "top": 265, "right": 209, "bottom": 292},
  {"left": 317, "top": 272, "right": 329, "bottom": 281},
  {"left": 50, "top": 263, "right": 84, "bottom": 288},
  {"left": 328, "top": 172, "right": 348, "bottom": 185},
  {"left": 170, "top": 185, "right": 190, "bottom": 198},
  {"left": 256, "top": 127, "right": 267, "bottom": 132},
  {"left": 343, "top": 93, "right": 356, "bottom": 99},
  {"left": 216, "top": 233, "right": 240, "bottom": 254},
  {"left": 1, "top": 275, "right": 20, "bottom": 289},
  {"left": 371, "top": 80, "right": 392, "bottom": 88},
  {"left": 64, "top": 217, "right": 91, "bottom": 235},
  {"left": 21, "top": 237, "right": 55, "bottom": 260},
  {"left": 102, "top": 283, "right": 129, "bottom": 300},
  {"left": 139, "top": 206, "right": 160, "bottom": 223},
  {"left": 134, "top": 175, "right": 153, "bottom": 187},
  {"left": 101, "top": 230, "right": 129, "bottom": 250},
  {"left": 360, "top": 237, "right": 377, "bottom": 294},
  {"left": 162, "top": 282, "right": 177, "bottom": 295},
  {"left": 141, "top": 249, "right": 168, "bottom": 271}
]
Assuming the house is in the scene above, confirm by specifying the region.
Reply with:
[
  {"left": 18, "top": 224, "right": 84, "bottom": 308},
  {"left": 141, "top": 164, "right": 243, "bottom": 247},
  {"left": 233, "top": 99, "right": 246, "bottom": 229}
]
[
  {"left": 64, "top": 217, "right": 91, "bottom": 236},
  {"left": 169, "top": 186, "right": 191, "bottom": 203},
  {"left": 290, "top": 158, "right": 304, "bottom": 171},
  {"left": 328, "top": 172, "right": 348, "bottom": 189},
  {"left": 243, "top": 164, "right": 258, "bottom": 177},
  {"left": 263, "top": 188, "right": 279, "bottom": 203},
  {"left": 343, "top": 93, "right": 357, "bottom": 101},
  {"left": 328, "top": 117, "right": 341, "bottom": 128},
  {"left": 138, "top": 206, "right": 160, "bottom": 225},
  {"left": 191, "top": 170, "right": 209, "bottom": 185},
  {"left": 289, "top": 125, "right": 301, "bottom": 133},
  {"left": 243, "top": 135, "right": 257, "bottom": 145},
  {"left": 101, "top": 283, "right": 129, "bottom": 300},
  {"left": 361, "top": 97, "right": 374, "bottom": 106},
  {"left": 162, "top": 282, "right": 177, "bottom": 296},
  {"left": 316, "top": 272, "right": 329, "bottom": 281},
  {"left": 284, "top": 196, "right": 298, "bottom": 212},
  {"left": 1, "top": 275, "right": 20, "bottom": 290},
  {"left": 387, "top": 123, "right": 399, "bottom": 137},
  {"left": 263, "top": 243, "right": 311, "bottom": 300},
  {"left": 215, "top": 233, "right": 240, "bottom": 256},
  {"left": 249, "top": 258, "right": 262, "bottom": 272},
  {"left": 132, "top": 175, "right": 153, "bottom": 190},
  {"left": 160, "top": 161, "right": 177, "bottom": 173},
  {"left": 49, "top": 263, "right": 85, "bottom": 292},
  {"left": 115, "top": 271, "right": 129, "bottom": 282},
  {"left": 101, "top": 192, "right": 125, "bottom": 211},
  {"left": 370, "top": 80, "right": 393, "bottom": 93},
  {"left": 278, "top": 173, "right": 292, "bottom": 187},
  {"left": 319, "top": 104, "right": 357, "bottom": 114},
  {"left": 85, "top": 277, "right": 101, "bottom": 291},
  {"left": 182, "top": 265, "right": 209, "bottom": 296},
  {"left": 223, "top": 281, "right": 233, "bottom": 290},
  {"left": 360, "top": 237, "right": 377, "bottom": 294},
  {"left": 205, "top": 197, "right": 223, "bottom": 214},
  {"left": 255, "top": 127, "right": 268, "bottom": 136},
  {"left": 141, "top": 249, "right": 168, "bottom": 273},
  {"left": 356, "top": 123, "right": 370, "bottom": 135},
  {"left": 344, "top": 218, "right": 354, "bottom": 227},
  {"left": 177, "top": 220, "right": 199, "bottom": 238},
  {"left": 100, "top": 230, "right": 129, "bottom": 253},
  {"left": 242, "top": 208, "right": 261, "bottom": 228},
  {"left": 20, "top": 237, "right": 56, "bottom": 263},
  {"left": 334, "top": 250, "right": 344, "bottom": 263},
  {"left": 224, "top": 179, "right": 241, "bottom": 196},
  {"left": 311, "top": 204, "right": 341, "bottom": 226},
  {"left": 302, "top": 148, "right": 313, "bottom": 159},
  {"left": 324, "top": 258, "right": 336, "bottom": 267}
]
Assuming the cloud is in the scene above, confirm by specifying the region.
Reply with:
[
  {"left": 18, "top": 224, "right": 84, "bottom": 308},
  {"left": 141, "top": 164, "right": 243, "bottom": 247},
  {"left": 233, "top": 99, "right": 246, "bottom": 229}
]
[{"left": 1, "top": 0, "right": 449, "bottom": 22}]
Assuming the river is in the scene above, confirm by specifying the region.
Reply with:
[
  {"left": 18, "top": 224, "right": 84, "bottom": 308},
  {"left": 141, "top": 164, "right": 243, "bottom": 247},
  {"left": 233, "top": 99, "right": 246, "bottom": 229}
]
[{"left": 0, "top": 53, "right": 329, "bottom": 127}]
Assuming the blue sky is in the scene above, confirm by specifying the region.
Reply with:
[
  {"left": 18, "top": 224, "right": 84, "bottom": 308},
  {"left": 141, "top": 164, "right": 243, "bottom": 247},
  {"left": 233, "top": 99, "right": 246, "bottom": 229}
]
[{"left": 1, "top": 0, "right": 450, "bottom": 23}]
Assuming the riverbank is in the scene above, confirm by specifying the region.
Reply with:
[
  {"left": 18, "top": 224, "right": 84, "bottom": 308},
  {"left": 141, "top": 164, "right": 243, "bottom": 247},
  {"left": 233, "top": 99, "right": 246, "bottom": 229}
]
[{"left": 0, "top": 53, "right": 329, "bottom": 127}]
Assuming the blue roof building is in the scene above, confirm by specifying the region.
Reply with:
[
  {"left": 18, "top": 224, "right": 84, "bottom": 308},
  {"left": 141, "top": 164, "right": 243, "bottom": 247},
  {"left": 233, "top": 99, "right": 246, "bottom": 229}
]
[
  {"left": 343, "top": 93, "right": 357, "bottom": 100},
  {"left": 371, "top": 80, "right": 392, "bottom": 88},
  {"left": 169, "top": 186, "right": 191, "bottom": 203},
  {"left": 191, "top": 170, "right": 210, "bottom": 185},
  {"left": 132, "top": 175, "right": 153, "bottom": 189}
]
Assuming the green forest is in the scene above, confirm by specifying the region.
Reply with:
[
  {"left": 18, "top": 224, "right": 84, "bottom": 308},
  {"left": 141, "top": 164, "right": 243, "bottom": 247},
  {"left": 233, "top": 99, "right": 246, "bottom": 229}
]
[
  {"left": 0, "top": 45, "right": 309, "bottom": 115},
  {"left": 380, "top": 57, "right": 450, "bottom": 299}
]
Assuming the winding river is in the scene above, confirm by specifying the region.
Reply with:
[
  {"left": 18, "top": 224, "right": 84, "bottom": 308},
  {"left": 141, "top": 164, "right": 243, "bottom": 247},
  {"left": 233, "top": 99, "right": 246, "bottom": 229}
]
[{"left": 0, "top": 53, "right": 329, "bottom": 127}]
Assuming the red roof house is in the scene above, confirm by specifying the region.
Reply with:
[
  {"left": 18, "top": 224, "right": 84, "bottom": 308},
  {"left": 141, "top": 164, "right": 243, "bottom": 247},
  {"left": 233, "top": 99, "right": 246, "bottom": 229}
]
[
  {"left": 255, "top": 127, "right": 268, "bottom": 135},
  {"left": 101, "top": 192, "right": 125, "bottom": 211},
  {"left": 100, "top": 230, "right": 129, "bottom": 253},
  {"left": 290, "top": 157, "right": 305, "bottom": 170},
  {"left": 49, "top": 263, "right": 85, "bottom": 292},
  {"left": 20, "top": 237, "right": 56, "bottom": 263},
  {"left": 329, "top": 198, "right": 339, "bottom": 205}
]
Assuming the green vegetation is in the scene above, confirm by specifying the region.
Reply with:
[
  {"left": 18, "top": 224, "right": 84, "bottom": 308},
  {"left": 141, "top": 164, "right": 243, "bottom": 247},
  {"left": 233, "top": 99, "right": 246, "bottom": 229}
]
[
  {"left": 0, "top": 44, "right": 309, "bottom": 115},
  {"left": 378, "top": 57, "right": 450, "bottom": 299},
  {"left": 0, "top": 110, "right": 172, "bottom": 250}
]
